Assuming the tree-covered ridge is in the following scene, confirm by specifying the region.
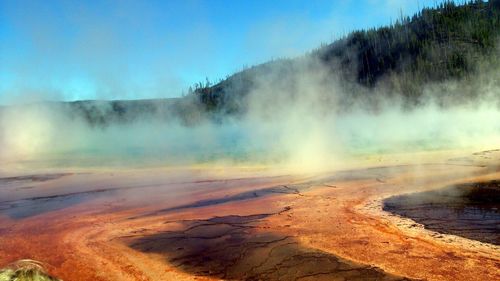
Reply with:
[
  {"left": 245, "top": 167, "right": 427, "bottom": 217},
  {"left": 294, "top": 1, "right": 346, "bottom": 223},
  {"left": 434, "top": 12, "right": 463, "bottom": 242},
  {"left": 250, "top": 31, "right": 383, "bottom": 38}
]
[
  {"left": 195, "top": 0, "right": 500, "bottom": 110},
  {"left": 321, "top": 0, "right": 500, "bottom": 94}
]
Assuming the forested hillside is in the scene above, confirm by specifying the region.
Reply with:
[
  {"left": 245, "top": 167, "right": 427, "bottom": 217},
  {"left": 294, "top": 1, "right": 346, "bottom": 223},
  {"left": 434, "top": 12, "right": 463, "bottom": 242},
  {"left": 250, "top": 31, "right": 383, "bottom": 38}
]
[{"left": 194, "top": 0, "right": 500, "bottom": 112}]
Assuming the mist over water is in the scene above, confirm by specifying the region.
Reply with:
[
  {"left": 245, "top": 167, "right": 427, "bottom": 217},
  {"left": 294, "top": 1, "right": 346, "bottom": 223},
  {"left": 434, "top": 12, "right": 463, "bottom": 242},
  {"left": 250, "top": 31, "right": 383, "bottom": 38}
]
[{"left": 1, "top": 62, "right": 499, "bottom": 172}]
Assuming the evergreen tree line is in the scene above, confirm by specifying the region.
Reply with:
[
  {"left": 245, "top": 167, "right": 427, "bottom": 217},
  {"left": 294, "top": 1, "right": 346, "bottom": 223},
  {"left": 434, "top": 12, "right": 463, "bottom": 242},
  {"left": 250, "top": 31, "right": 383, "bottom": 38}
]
[{"left": 194, "top": 0, "right": 500, "bottom": 112}]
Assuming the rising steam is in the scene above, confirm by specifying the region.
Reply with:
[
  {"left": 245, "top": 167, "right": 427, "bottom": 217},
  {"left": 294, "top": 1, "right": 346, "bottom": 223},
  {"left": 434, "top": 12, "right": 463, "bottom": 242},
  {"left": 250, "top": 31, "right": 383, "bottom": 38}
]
[{"left": 1, "top": 52, "right": 499, "bottom": 173}]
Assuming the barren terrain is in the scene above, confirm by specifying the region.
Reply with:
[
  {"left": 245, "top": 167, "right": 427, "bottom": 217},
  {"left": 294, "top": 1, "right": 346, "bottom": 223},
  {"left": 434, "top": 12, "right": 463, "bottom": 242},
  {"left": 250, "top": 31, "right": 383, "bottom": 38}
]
[{"left": 0, "top": 149, "right": 499, "bottom": 280}]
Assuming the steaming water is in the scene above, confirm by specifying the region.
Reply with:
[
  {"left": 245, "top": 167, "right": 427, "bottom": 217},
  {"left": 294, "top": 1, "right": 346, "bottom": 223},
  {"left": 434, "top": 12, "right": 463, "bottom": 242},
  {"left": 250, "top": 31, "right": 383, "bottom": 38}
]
[{"left": 1, "top": 102, "right": 499, "bottom": 171}]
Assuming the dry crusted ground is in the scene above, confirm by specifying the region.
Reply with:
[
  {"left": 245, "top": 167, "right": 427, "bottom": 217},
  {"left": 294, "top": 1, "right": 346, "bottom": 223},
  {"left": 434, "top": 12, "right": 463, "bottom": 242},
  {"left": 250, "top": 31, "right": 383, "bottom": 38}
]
[{"left": 0, "top": 150, "right": 499, "bottom": 280}]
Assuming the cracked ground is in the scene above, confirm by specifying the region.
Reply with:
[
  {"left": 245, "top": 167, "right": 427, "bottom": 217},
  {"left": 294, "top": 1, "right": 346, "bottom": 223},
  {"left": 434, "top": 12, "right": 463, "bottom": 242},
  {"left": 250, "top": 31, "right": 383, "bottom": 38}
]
[{"left": 0, "top": 149, "right": 499, "bottom": 280}]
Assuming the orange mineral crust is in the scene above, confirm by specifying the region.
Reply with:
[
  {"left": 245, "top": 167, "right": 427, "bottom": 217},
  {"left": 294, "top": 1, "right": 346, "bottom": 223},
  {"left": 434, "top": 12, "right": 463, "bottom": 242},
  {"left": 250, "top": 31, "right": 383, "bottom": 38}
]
[{"left": 0, "top": 150, "right": 499, "bottom": 280}]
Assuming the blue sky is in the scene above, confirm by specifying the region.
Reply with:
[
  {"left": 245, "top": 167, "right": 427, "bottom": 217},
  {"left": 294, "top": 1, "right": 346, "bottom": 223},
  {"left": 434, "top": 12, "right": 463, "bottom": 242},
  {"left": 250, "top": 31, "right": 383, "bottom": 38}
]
[{"left": 0, "top": 0, "right": 448, "bottom": 103}]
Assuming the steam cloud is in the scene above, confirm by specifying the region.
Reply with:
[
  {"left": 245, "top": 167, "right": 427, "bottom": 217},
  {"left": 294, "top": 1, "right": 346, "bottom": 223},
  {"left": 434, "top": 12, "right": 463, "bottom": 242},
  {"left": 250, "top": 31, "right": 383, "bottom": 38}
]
[{"left": 1, "top": 53, "right": 499, "bottom": 173}]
